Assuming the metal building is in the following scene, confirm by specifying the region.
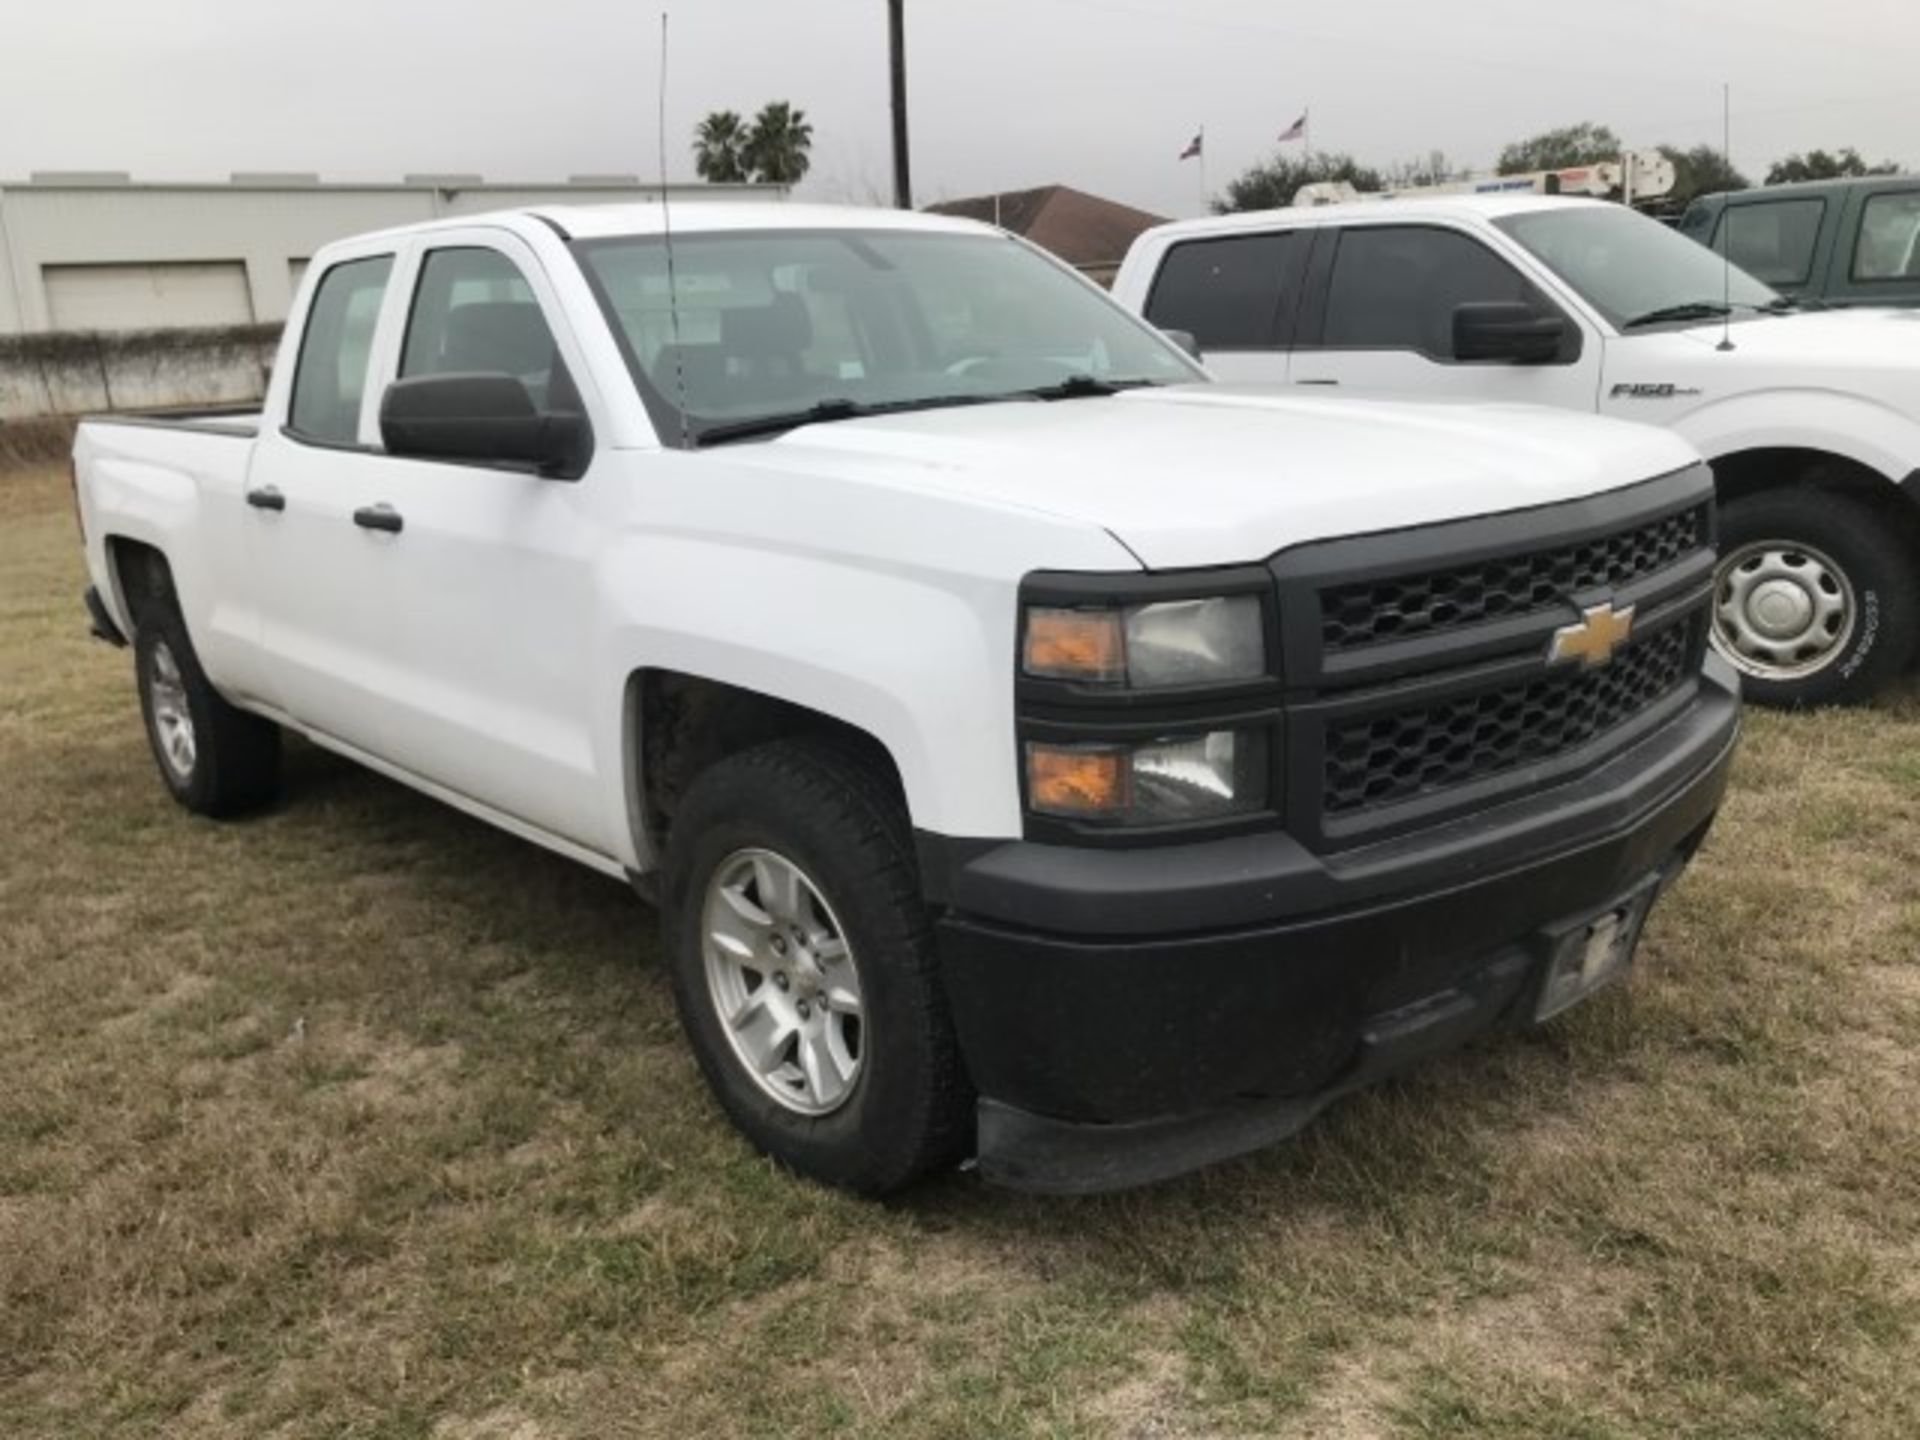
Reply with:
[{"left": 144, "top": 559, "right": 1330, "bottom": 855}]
[{"left": 0, "top": 173, "right": 779, "bottom": 335}]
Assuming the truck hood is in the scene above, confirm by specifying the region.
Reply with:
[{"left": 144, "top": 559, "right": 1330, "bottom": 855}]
[
  {"left": 754, "top": 385, "right": 1699, "bottom": 570},
  {"left": 1670, "top": 307, "right": 1920, "bottom": 372}
]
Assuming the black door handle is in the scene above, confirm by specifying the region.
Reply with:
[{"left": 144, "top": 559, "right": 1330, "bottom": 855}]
[
  {"left": 1295, "top": 378, "right": 1340, "bottom": 386},
  {"left": 245, "top": 485, "right": 286, "bottom": 511},
  {"left": 352, "top": 504, "right": 403, "bottom": 534}
]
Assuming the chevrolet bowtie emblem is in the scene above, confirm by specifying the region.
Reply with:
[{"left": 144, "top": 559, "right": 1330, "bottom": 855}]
[{"left": 1549, "top": 602, "right": 1635, "bottom": 668}]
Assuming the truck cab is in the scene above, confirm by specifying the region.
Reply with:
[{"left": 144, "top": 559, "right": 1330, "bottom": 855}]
[
  {"left": 1679, "top": 174, "right": 1920, "bottom": 310},
  {"left": 1115, "top": 195, "right": 1920, "bottom": 707},
  {"left": 77, "top": 203, "right": 1738, "bottom": 1194}
]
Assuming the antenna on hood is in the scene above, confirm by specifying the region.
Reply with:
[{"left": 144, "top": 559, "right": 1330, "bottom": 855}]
[
  {"left": 1717, "top": 83, "right": 1736, "bottom": 353},
  {"left": 658, "top": 11, "right": 691, "bottom": 445}
]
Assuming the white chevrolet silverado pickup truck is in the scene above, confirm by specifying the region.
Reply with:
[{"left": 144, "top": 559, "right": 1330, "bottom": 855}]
[
  {"left": 75, "top": 202, "right": 1739, "bottom": 1194},
  {"left": 1115, "top": 195, "right": 1920, "bottom": 707}
]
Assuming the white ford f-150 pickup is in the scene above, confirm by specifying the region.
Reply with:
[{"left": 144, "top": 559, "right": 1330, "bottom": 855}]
[
  {"left": 1114, "top": 195, "right": 1920, "bottom": 707},
  {"left": 75, "top": 202, "right": 1739, "bottom": 1194}
]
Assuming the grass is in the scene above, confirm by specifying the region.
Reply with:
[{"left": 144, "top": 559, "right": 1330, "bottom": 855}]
[{"left": 3, "top": 457, "right": 1919, "bottom": 1438}]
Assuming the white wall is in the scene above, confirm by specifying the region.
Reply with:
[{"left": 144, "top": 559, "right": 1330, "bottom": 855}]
[{"left": 0, "top": 180, "right": 777, "bottom": 335}]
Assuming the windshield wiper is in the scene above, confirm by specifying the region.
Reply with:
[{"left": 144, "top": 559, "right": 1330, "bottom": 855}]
[
  {"left": 693, "top": 393, "right": 1014, "bottom": 447},
  {"left": 990, "top": 374, "right": 1167, "bottom": 403},
  {"left": 1621, "top": 301, "right": 1733, "bottom": 330},
  {"left": 1013, "top": 375, "right": 1164, "bottom": 401}
]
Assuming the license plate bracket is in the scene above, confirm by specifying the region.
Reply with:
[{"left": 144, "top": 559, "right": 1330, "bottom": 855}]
[{"left": 1534, "top": 880, "right": 1658, "bottom": 1022}]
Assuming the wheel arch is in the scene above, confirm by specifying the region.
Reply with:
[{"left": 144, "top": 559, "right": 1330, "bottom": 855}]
[
  {"left": 1706, "top": 446, "right": 1920, "bottom": 554},
  {"left": 102, "top": 535, "right": 176, "bottom": 636},
  {"left": 622, "top": 668, "right": 914, "bottom": 873}
]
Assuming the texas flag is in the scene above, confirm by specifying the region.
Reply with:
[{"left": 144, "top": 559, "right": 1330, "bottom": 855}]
[
  {"left": 1178, "top": 130, "right": 1204, "bottom": 161},
  {"left": 1278, "top": 111, "right": 1307, "bottom": 143}
]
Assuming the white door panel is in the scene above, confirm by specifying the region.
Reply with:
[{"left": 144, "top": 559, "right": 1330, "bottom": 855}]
[
  {"left": 333, "top": 233, "right": 612, "bottom": 852},
  {"left": 1290, "top": 222, "right": 1602, "bottom": 413},
  {"left": 1288, "top": 348, "right": 1599, "bottom": 409},
  {"left": 246, "top": 249, "right": 408, "bottom": 749}
]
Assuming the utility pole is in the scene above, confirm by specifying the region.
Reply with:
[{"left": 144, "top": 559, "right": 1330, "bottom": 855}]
[{"left": 888, "top": 0, "right": 912, "bottom": 209}]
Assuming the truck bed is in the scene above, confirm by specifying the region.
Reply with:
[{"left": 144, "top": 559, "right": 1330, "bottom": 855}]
[{"left": 81, "top": 406, "right": 262, "bottom": 439}]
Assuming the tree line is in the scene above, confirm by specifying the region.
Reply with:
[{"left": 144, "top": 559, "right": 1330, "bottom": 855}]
[
  {"left": 1218, "top": 120, "right": 1904, "bottom": 214},
  {"left": 693, "top": 102, "right": 814, "bottom": 185}
]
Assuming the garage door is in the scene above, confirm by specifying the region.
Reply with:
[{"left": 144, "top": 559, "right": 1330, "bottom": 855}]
[{"left": 43, "top": 261, "right": 255, "bottom": 332}]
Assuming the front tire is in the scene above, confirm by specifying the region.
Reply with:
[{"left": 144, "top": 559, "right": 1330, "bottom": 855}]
[
  {"left": 1711, "top": 489, "right": 1918, "bottom": 707},
  {"left": 662, "top": 740, "right": 972, "bottom": 1194},
  {"left": 134, "top": 596, "right": 281, "bottom": 816}
]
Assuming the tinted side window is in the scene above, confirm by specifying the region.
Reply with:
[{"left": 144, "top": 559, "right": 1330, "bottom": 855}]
[
  {"left": 401, "top": 247, "right": 576, "bottom": 411},
  {"left": 288, "top": 256, "right": 392, "bottom": 444},
  {"left": 1852, "top": 191, "right": 1920, "bottom": 281},
  {"left": 1321, "top": 227, "right": 1540, "bottom": 359},
  {"left": 1144, "top": 233, "right": 1296, "bottom": 349},
  {"left": 1716, "top": 199, "right": 1824, "bottom": 286}
]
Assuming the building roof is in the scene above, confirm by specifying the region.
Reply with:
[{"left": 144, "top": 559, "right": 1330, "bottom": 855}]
[{"left": 926, "top": 185, "right": 1169, "bottom": 266}]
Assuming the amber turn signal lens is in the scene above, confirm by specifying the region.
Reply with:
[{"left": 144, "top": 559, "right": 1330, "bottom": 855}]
[
  {"left": 1023, "top": 608, "right": 1126, "bottom": 683},
  {"left": 1027, "top": 744, "right": 1128, "bottom": 817}
]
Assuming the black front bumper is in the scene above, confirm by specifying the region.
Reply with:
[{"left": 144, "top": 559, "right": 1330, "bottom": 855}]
[{"left": 928, "top": 657, "right": 1741, "bottom": 1194}]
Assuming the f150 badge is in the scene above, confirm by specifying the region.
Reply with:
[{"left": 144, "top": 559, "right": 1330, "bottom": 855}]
[
  {"left": 1610, "top": 382, "right": 1702, "bottom": 399},
  {"left": 1550, "top": 602, "right": 1636, "bottom": 668}
]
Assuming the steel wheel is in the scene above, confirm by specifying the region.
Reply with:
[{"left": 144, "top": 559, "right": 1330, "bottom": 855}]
[
  {"left": 1712, "top": 539, "right": 1857, "bottom": 682},
  {"left": 147, "top": 639, "right": 198, "bottom": 781},
  {"left": 701, "top": 847, "right": 866, "bottom": 1117}
]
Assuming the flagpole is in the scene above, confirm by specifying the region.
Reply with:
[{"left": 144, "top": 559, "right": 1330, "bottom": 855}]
[
  {"left": 1198, "top": 125, "right": 1207, "bottom": 214},
  {"left": 1304, "top": 106, "right": 1312, "bottom": 163}
]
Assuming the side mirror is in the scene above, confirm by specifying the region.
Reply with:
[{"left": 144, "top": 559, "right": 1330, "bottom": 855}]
[
  {"left": 1160, "top": 327, "right": 1202, "bottom": 359},
  {"left": 379, "top": 373, "right": 591, "bottom": 479},
  {"left": 1452, "top": 302, "right": 1567, "bottom": 365}
]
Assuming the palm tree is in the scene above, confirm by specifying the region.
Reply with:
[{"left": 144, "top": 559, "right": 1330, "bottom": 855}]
[
  {"left": 744, "top": 101, "right": 814, "bottom": 185},
  {"left": 693, "top": 111, "right": 749, "bottom": 183}
]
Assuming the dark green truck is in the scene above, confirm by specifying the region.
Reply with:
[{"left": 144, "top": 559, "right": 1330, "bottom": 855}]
[{"left": 1680, "top": 175, "right": 1920, "bottom": 308}]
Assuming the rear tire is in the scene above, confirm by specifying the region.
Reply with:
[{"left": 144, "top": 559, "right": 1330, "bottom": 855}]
[
  {"left": 134, "top": 589, "right": 280, "bottom": 816},
  {"left": 1711, "top": 488, "right": 1918, "bottom": 708},
  {"left": 661, "top": 739, "right": 972, "bottom": 1194}
]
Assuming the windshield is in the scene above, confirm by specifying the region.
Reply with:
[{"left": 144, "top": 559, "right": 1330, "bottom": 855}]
[
  {"left": 572, "top": 229, "right": 1202, "bottom": 445},
  {"left": 1495, "top": 206, "right": 1781, "bottom": 329}
]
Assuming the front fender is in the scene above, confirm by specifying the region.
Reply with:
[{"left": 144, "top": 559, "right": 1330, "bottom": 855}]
[
  {"left": 1672, "top": 389, "right": 1920, "bottom": 486},
  {"left": 590, "top": 519, "right": 1136, "bottom": 871}
]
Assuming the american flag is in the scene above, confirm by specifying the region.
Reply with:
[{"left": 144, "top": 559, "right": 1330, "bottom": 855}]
[
  {"left": 1178, "top": 130, "right": 1204, "bottom": 161},
  {"left": 1278, "top": 111, "right": 1307, "bottom": 143}
]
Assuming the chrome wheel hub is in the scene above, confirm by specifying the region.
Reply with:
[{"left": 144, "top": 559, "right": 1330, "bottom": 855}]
[
  {"left": 1712, "top": 540, "right": 1855, "bottom": 681},
  {"left": 148, "top": 640, "right": 197, "bottom": 780},
  {"left": 701, "top": 847, "right": 865, "bottom": 1116}
]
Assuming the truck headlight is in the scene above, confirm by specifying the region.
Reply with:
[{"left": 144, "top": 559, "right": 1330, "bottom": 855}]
[
  {"left": 1023, "top": 595, "right": 1265, "bottom": 688},
  {"left": 1027, "top": 730, "right": 1268, "bottom": 824}
]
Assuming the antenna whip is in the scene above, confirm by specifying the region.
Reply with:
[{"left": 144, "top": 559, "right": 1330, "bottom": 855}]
[
  {"left": 1717, "top": 82, "right": 1735, "bottom": 353},
  {"left": 659, "top": 12, "right": 691, "bottom": 444}
]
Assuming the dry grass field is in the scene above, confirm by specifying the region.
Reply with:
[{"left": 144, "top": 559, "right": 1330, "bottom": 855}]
[{"left": 3, "top": 456, "right": 1918, "bottom": 1438}]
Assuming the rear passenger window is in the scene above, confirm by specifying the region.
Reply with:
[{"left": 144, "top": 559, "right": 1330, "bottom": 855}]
[
  {"left": 401, "top": 247, "right": 577, "bottom": 413},
  {"left": 1320, "top": 226, "right": 1545, "bottom": 360},
  {"left": 1145, "top": 234, "right": 1296, "bottom": 349},
  {"left": 1715, "top": 199, "right": 1824, "bottom": 286},
  {"left": 288, "top": 256, "right": 392, "bottom": 445},
  {"left": 1852, "top": 191, "right": 1920, "bottom": 281}
]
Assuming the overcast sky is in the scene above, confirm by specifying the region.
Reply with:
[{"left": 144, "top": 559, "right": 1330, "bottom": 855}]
[{"left": 2, "top": 0, "right": 1914, "bottom": 218}]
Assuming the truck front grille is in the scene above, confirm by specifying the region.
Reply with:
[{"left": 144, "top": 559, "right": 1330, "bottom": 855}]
[
  {"left": 1269, "top": 466, "right": 1717, "bottom": 847},
  {"left": 1322, "top": 617, "right": 1700, "bottom": 815},
  {"left": 1319, "top": 502, "right": 1707, "bottom": 652}
]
